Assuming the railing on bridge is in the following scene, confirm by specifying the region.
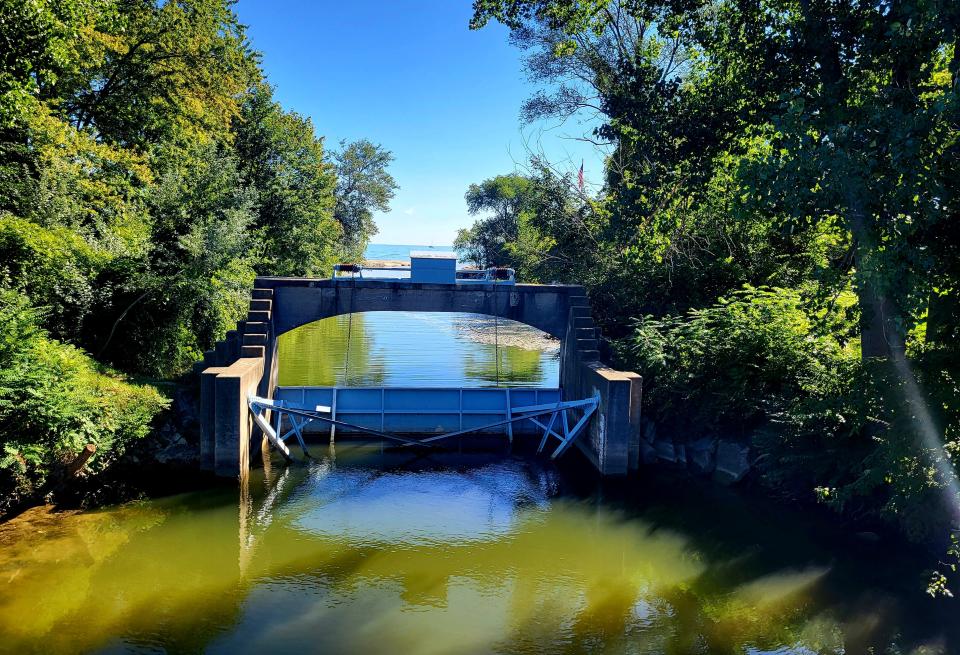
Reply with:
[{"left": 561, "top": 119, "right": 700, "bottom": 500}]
[{"left": 332, "top": 251, "right": 516, "bottom": 285}]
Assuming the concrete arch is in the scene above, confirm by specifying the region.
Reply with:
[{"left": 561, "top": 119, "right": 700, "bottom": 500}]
[{"left": 261, "top": 278, "right": 581, "bottom": 340}]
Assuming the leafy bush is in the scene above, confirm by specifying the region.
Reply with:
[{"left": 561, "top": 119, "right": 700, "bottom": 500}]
[
  {"left": 758, "top": 346, "right": 960, "bottom": 543},
  {"left": 624, "top": 284, "right": 960, "bottom": 546},
  {"left": 623, "top": 285, "right": 855, "bottom": 439},
  {"left": 0, "top": 214, "right": 107, "bottom": 340},
  {"left": 0, "top": 286, "right": 168, "bottom": 511}
]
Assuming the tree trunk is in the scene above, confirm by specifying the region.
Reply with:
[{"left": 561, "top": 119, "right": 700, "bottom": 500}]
[
  {"left": 846, "top": 190, "right": 905, "bottom": 362},
  {"left": 855, "top": 279, "right": 904, "bottom": 360}
]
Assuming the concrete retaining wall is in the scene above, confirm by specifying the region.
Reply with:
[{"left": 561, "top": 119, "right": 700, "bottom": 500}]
[
  {"left": 558, "top": 297, "right": 642, "bottom": 475},
  {"left": 199, "top": 357, "right": 264, "bottom": 477}
]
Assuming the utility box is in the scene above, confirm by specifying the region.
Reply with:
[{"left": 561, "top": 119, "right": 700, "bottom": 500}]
[{"left": 410, "top": 251, "right": 457, "bottom": 284}]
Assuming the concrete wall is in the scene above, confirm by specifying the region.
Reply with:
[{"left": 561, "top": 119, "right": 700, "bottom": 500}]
[
  {"left": 558, "top": 296, "right": 642, "bottom": 475},
  {"left": 195, "top": 276, "right": 642, "bottom": 478},
  {"left": 199, "top": 357, "right": 264, "bottom": 477}
]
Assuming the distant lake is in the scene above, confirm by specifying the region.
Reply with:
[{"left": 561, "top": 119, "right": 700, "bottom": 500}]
[{"left": 364, "top": 243, "right": 458, "bottom": 262}]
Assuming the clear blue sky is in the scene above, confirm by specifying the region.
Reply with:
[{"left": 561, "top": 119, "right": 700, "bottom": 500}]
[{"left": 235, "top": 0, "right": 607, "bottom": 245}]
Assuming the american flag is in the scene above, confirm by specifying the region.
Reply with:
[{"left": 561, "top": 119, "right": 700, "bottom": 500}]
[{"left": 577, "top": 159, "right": 585, "bottom": 191}]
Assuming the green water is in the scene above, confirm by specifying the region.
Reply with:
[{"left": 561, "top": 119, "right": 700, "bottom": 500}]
[
  {"left": 0, "top": 445, "right": 955, "bottom": 654},
  {"left": 276, "top": 312, "right": 560, "bottom": 388}
]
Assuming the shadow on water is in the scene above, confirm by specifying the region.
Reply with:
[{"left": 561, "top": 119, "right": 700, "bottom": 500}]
[{"left": 0, "top": 443, "right": 956, "bottom": 654}]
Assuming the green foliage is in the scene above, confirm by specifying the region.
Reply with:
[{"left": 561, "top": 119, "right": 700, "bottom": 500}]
[
  {"left": 234, "top": 84, "right": 342, "bottom": 277},
  {"left": 332, "top": 139, "right": 398, "bottom": 260},
  {"left": 0, "top": 214, "right": 106, "bottom": 339},
  {"left": 455, "top": 174, "right": 532, "bottom": 268},
  {"left": 625, "top": 285, "right": 856, "bottom": 438},
  {"left": 757, "top": 345, "right": 960, "bottom": 542},
  {"left": 0, "top": 286, "right": 168, "bottom": 511},
  {"left": 124, "top": 142, "right": 258, "bottom": 374}
]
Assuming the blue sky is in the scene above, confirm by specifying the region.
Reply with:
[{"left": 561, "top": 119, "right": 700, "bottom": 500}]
[{"left": 235, "top": 0, "right": 607, "bottom": 245}]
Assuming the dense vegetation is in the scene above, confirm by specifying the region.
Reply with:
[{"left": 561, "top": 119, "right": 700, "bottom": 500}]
[
  {"left": 0, "top": 0, "right": 395, "bottom": 511},
  {"left": 463, "top": 0, "right": 960, "bottom": 591}
]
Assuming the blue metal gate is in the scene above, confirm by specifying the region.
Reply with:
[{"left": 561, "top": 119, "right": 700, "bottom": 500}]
[{"left": 273, "top": 386, "right": 561, "bottom": 436}]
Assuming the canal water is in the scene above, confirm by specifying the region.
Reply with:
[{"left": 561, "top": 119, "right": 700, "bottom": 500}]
[
  {"left": 0, "top": 445, "right": 955, "bottom": 654},
  {"left": 276, "top": 312, "right": 560, "bottom": 388}
]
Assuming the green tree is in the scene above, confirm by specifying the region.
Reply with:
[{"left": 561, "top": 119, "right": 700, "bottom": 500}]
[
  {"left": 332, "top": 139, "right": 398, "bottom": 259},
  {"left": 472, "top": 0, "right": 960, "bottom": 362},
  {"left": 455, "top": 174, "right": 532, "bottom": 268},
  {"left": 233, "top": 83, "right": 341, "bottom": 277},
  {"left": 53, "top": 0, "right": 257, "bottom": 148}
]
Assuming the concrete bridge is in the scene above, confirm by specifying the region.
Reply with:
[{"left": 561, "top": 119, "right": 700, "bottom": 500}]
[{"left": 195, "top": 275, "right": 642, "bottom": 478}]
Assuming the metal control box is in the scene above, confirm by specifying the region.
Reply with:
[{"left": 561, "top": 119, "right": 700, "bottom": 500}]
[{"left": 410, "top": 251, "right": 457, "bottom": 283}]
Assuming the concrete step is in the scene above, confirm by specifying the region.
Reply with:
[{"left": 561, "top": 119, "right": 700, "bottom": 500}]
[
  {"left": 242, "top": 333, "right": 268, "bottom": 346},
  {"left": 241, "top": 345, "right": 265, "bottom": 358},
  {"left": 572, "top": 316, "right": 595, "bottom": 330},
  {"left": 579, "top": 349, "right": 600, "bottom": 361},
  {"left": 574, "top": 327, "right": 597, "bottom": 340},
  {"left": 244, "top": 321, "right": 270, "bottom": 336},
  {"left": 571, "top": 306, "right": 592, "bottom": 319},
  {"left": 251, "top": 288, "right": 274, "bottom": 299},
  {"left": 247, "top": 309, "right": 271, "bottom": 323},
  {"left": 214, "top": 340, "right": 230, "bottom": 365},
  {"left": 576, "top": 338, "right": 598, "bottom": 351},
  {"left": 226, "top": 331, "right": 240, "bottom": 361},
  {"left": 202, "top": 349, "right": 215, "bottom": 365},
  {"left": 249, "top": 298, "right": 272, "bottom": 312}
]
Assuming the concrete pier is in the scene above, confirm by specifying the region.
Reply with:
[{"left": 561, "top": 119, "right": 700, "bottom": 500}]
[{"left": 197, "top": 276, "right": 641, "bottom": 477}]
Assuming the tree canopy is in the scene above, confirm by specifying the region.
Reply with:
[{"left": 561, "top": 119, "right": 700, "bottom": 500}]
[{"left": 0, "top": 0, "right": 396, "bottom": 508}]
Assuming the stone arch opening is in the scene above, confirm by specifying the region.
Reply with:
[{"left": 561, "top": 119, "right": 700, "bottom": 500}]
[{"left": 274, "top": 311, "right": 562, "bottom": 389}]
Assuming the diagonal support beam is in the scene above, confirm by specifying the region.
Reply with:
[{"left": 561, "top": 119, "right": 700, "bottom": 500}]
[
  {"left": 537, "top": 410, "right": 560, "bottom": 454},
  {"left": 528, "top": 417, "right": 564, "bottom": 443},
  {"left": 550, "top": 397, "right": 599, "bottom": 459},
  {"left": 249, "top": 402, "right": 292, "bottom": 461}
]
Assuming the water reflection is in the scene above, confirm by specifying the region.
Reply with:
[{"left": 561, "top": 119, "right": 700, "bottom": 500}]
[
  {"left": 277, "top": 312, "right": 560, "bottom": 388},
  {"left": 0, "top": 447, "right": 956, "bottom": 654},
  {"left": 292, "top": 464, "right": 551, "bottom": 545}
]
